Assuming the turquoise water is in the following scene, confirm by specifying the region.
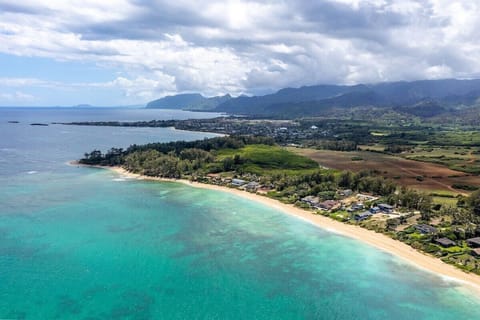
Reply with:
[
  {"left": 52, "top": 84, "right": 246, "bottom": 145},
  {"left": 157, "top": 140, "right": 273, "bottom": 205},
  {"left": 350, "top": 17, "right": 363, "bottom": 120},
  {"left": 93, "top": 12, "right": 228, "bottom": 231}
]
[{"left": 1, "top": 108, "right": 480, "bottom": 319}]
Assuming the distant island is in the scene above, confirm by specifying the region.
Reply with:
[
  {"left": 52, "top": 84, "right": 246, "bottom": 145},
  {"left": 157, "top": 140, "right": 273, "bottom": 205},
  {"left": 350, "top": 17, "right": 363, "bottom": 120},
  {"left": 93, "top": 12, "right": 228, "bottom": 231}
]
[{"left": 72, "top": 104, "right": 93, "bottom": 108}]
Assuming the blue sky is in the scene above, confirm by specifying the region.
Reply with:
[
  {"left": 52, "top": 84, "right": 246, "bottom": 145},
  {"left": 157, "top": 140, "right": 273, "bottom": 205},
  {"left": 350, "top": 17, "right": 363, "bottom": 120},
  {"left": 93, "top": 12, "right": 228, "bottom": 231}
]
[{"left": 1, "top": 0, "right": 479, "bottom": 106}]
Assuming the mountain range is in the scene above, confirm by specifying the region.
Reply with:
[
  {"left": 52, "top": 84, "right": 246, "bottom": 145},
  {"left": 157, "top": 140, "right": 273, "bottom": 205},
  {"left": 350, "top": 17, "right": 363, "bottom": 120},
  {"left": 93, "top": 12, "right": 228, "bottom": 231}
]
[
  {"left": 146, "top": 93, "right": 231, "bottom": 110},
  {"left": 145, "top": 79, "right": 480, "bottom": 118}
]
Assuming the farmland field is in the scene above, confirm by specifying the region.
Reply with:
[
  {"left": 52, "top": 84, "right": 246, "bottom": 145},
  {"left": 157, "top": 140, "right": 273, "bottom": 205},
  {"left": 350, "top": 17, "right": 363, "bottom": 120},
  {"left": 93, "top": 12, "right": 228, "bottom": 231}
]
[{"left": 291, "top": 148, "right": 480, "bottom": 194}]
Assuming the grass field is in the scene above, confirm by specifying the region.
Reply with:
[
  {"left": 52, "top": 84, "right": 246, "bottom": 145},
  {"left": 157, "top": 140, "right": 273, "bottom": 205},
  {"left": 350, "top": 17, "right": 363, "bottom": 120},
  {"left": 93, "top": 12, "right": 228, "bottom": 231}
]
[
  {"left": 404, "top": 146, "right": 480, "bottom": 174},
  {"left": 216, "top": 145, "right": 319, "bottom": 175},
  {"left": 291, "top": 148, "right": 480, "bottom": 194}
]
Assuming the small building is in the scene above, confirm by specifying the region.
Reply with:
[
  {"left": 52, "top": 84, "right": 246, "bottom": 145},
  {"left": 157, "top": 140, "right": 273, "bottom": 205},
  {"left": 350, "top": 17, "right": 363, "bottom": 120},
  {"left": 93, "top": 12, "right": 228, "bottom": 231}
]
[
  {"left": 415, "top": 224, "right": 437, "bottom": 234},
  {"left": 355, "top": 211, "right": 372, "bottom": 221},
  {"left": 316, "top": 200, "right": 340, "bottom": 211},
  {"left": 338, "top": 189, "right": 353, "bottom": 197},
  {"left": 348, "top": 202, "right": 364, "bottom": 212},
  {"left": 369, "top": 206, "right": 381, "bottom": 214},
  {"left": 301, "top": 196, "right": 320, "bottom": 207},
  {"left": 244, "top": 181, "right": 260, "bottom": 192},
  {"left": 435, "top": 238, "right": 456, "bottom": 247},
  {"left": 231, "top": 179, "right": 246, "bottom": 187},
  {"left": 467, "top": 237, "right": 480, "bottom": 248},
  {"left": 378, "top": 203, "right": 394, "bottom": 213},
  {"left": 471, "top": 248, "right": 480, "bottom": 257}
]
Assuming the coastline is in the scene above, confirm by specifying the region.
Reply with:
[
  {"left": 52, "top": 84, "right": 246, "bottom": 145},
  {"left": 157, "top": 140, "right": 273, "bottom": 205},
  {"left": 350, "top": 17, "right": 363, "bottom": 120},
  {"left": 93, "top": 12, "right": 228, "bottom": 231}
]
[{"left": 100, "top": 165, "right": 480, "bottom": 292}]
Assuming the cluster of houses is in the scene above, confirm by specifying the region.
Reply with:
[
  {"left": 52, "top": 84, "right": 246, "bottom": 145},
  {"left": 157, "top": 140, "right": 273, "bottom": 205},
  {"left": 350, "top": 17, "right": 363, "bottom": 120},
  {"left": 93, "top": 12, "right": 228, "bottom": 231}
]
[
  {"left": 300, "top": 190, "right": 394, "bottom": 221},
  {"left": 352, "top": 203, "right": 394, "bottom": 221},
  {"left": 203, "top": 175, "right": 267, "bottom": 193},
  {"left": 467, "top": 237, "right": 480, "bottom": 257},
  {"left": 231, "top": 178, "right": 262, "bottom": 192},
  {"left": 301, "top": 196, "right": 342, "bottom": 211},
  {"left": 173, "top": 118, "right": 331, "bottom": 144},
  {"left": 414, "top": 225, "right": 480, "bottom": 257}
]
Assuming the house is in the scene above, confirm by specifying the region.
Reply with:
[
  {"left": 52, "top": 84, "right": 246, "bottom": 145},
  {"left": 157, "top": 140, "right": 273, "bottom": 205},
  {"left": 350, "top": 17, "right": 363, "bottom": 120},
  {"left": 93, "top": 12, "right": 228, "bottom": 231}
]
[
  {"left": 244, "top": 181, "right": 260, "bottom": 192},
  {"left": 316, "top": 200, "right": 340, "bottom": 211},
  {"left": 378, "top": 203, "right": 394, "bottom": 213},
  {"left": 231, "top": 179, "right": 246, "bottom": 187},
  {"left": 435, "top": 238, "right": 456, "bottom": 247},
  {"left": 301, "top": 196, "right": 320, "bottom": 207},
  {"left": 415, "top": 224, "right": 437, "bottom": 234},
  {"left": 471, "top": 248, "right": 480, "bottom": 257},
  {"left": 338, "top": 189, "right": 353, "bottom": 197},
  {"left": 369, "top": 206, "right": 381, "bottom": 214},
  {"left": 467, "top": 237, "right": 480, "bottom": 248},
  {"left": 355, "top": 211, "right": 372, "bottom": 221},
  {"left": 348, "top": 202, "right": 364, "bottom": 212}
]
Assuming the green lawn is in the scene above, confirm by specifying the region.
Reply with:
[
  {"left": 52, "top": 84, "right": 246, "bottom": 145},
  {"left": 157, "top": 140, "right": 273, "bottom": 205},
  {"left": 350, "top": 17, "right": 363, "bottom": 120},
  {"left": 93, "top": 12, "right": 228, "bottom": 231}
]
[{"left": 216, "top": 144, "right": 319, "bottom": 175}]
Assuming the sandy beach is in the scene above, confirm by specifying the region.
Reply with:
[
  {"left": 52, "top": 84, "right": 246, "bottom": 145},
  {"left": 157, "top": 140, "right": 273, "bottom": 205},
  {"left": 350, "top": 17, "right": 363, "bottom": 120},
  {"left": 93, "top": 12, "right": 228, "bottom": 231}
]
[{"left": 104, "top": 166, "right": 480, "bottom": 292}]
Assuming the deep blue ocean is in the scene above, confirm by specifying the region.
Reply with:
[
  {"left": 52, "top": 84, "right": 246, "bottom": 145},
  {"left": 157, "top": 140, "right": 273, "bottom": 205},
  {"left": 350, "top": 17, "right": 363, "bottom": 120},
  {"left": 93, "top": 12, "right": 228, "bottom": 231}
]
[{"left": 1, "top": 107, "right": 480, "bottom": 319}]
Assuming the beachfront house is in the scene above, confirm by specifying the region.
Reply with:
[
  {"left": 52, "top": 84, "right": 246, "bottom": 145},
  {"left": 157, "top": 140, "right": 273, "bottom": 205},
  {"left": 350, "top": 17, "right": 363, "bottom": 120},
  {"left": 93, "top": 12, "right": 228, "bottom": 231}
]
[
  {"left": 244, "top": 181, "right": 260, "bottom": 192},
  {"left": 467, "top": 237, "right": 480, "bottom": 248},
  {"left": 355, "top": 211, "right": 372, "bottom": 221},
  {"left": 316, "top": 200, "right": 340, "bottom": 211},
  {"left": 301, "top": 196, "right": 321, "bottom": 208},
  {"left": 231, "top": 179, "right": 246, "bottom": 187},
  {"left": 415, "top": 224, "right": 437, "bottom": 234},
  {"left": 378, "top": 203, "right": 394, "bottom": 213},
  {"left": 435, "top": 238, "right": 456, "bottom": 247}
]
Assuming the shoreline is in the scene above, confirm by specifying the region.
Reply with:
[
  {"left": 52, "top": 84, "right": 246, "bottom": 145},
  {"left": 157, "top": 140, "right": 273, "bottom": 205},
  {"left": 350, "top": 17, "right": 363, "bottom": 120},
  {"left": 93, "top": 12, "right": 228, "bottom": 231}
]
[{"left": 94, "top": 165, "right": 480, "bottom": 293}]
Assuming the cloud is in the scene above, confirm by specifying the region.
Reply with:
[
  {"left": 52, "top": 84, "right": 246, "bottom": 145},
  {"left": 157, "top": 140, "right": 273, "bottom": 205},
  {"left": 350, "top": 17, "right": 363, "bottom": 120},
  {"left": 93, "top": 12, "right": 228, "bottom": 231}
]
[
  {"left": 0, "top": 91, "right": 35, "bottom": 102},
  {"left": 1, "top": 0, "right": 480, "bottom": 100}
]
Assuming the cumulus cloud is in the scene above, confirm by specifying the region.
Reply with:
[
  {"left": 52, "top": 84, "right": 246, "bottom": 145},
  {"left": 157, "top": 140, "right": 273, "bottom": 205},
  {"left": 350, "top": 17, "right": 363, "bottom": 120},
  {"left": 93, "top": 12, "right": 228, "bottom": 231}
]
[{"left": 1, "top": 0, "right": 480, "bottom": 100}]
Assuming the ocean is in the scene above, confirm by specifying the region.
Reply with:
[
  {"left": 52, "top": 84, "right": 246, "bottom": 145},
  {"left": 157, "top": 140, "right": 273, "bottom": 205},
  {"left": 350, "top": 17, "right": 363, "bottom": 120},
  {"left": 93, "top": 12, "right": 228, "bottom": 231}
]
[{"left": 1, "top": 107, "right": 480, "bottom": 319}]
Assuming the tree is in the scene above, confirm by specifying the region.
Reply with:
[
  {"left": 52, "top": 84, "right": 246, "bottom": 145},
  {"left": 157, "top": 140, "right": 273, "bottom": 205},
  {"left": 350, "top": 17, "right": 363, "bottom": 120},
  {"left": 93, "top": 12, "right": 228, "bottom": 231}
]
[
  {"left": 338, "top": 171, "right": 353, "bottom": 188},
  {"left": 467, "top": 190, "right": 480, "bottom": 216}
]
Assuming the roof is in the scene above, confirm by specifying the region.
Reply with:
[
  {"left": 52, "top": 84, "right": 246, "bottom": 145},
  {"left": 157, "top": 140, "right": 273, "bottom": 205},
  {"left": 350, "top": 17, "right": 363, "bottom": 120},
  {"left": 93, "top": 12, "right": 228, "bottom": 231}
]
[
  {"left": 472, "top": 248, "right": 480, "bottom": 256},
  {"left": 356, "top": 211, "right": 372, "bottom": 218},
  {"left": 467, "top": 237, "right": 480, "bottom": 245},
  {"left": 435, "top": 238, "right": 456, "bottom": 246},
  {"left": 415, "top": 224, "right": 437, "bottom": 233},
  {"left": 302, "top": 195, "right": 319, "bottom": 202},
  {"left": 378, "top": 203, "right": 394, "bottom": 209},
  {"left": 317, "top": 200, "right": 339, "bottom": 209},
  {"left": 321, "top": 200, "right": 338, "bottom": 205},
  {"left": 231, "top": 179, "right": 246, "bottom": 185}
]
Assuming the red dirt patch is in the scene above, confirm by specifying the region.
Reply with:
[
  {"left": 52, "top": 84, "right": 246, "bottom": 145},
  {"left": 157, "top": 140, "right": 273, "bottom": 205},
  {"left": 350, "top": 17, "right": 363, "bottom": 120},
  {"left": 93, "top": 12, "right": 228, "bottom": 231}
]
[{"left": 292, "top": 148, "right": 480, "bottom": 195}]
